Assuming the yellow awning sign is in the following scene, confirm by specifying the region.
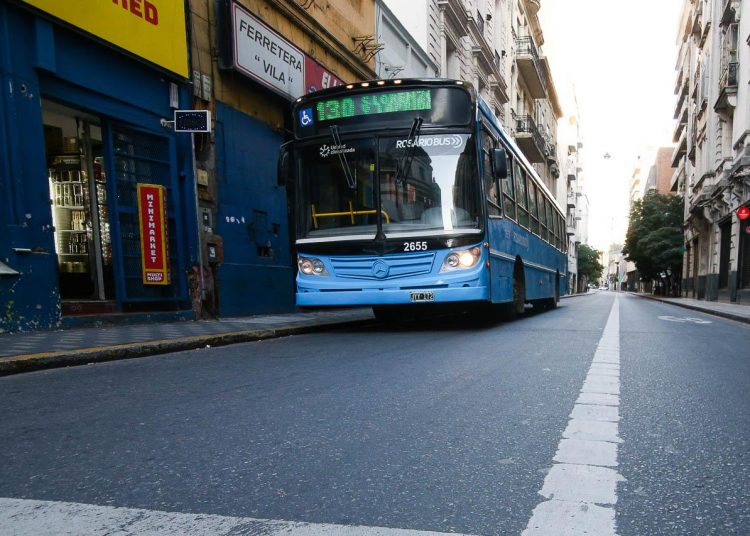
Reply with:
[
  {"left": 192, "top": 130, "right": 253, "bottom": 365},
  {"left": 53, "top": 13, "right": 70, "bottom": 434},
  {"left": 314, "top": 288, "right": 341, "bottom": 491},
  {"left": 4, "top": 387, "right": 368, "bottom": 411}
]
[{"left": 22, "top": 0, "right": 188, "bottom": 78}]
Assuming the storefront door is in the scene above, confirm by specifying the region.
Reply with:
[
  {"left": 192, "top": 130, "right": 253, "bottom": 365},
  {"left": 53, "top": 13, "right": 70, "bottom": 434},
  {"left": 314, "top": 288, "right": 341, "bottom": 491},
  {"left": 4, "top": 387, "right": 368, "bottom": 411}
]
[
  {"left": 43, "top": 100, "right": 115, "bottom": 308},
  {"left": 740, "top": 218, "right": 750, "bottom": 290}
]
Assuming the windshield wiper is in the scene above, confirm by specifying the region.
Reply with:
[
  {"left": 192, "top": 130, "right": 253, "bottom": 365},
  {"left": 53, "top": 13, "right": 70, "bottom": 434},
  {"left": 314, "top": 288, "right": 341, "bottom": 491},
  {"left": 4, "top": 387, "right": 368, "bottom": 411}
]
[
  {"left": 330, "top": 125, "right": 357, "bottom": 189},
  {"left": 394, "top": 117, "right": 423, "bottom": 185}
]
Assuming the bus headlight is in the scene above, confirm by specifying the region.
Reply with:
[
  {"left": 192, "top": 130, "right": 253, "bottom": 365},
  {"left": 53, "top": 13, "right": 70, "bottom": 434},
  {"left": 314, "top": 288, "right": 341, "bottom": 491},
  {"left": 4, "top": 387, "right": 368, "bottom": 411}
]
[
  {"left": 298, "top": 256, "right": 328, "bottom": 276},
  {"left": 440, "top": 247, "right": 481, "bottom": 272}
]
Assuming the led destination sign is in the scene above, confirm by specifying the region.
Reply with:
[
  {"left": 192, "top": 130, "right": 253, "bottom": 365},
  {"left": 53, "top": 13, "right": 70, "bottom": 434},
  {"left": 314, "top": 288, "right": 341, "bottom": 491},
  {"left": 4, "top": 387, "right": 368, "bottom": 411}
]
[
  {"left": 315, "top": 89, "right": 432, "bottom": 122},
  {"left": 294, "top": 85, "right": 473, "bottom": 137}
]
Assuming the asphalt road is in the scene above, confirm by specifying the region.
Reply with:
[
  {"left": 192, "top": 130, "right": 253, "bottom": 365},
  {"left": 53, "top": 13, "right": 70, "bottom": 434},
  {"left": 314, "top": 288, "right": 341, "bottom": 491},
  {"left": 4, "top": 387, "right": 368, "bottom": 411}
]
[{"left": 0, "top": 293, "right": 748, "bottom": 535}]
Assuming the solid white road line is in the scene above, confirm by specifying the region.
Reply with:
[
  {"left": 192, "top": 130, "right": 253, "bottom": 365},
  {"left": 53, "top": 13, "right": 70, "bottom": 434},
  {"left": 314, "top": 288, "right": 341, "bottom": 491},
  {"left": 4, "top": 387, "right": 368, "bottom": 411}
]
[
  {"left": 522, "top": 295, "right": 624, "bottom": 536},
  {"left": 0, "top": 497, "right": 478, "bottom": 536}
]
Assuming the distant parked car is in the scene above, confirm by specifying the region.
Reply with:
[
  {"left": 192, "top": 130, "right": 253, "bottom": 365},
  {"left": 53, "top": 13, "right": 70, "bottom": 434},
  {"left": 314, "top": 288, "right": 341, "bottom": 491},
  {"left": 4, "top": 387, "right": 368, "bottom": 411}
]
[
  {"left": 599, "top": 285, "right": 608, "bottom": 290},
  {"left": 587, "top": 283, "right": 597, "bottom": 289}
]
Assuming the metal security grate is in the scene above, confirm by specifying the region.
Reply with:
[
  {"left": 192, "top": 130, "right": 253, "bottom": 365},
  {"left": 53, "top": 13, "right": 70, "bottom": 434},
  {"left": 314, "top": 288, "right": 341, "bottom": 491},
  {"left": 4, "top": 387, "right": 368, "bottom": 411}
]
[{"left": 111, "top": 127, "right": 180, "bottom": 302}]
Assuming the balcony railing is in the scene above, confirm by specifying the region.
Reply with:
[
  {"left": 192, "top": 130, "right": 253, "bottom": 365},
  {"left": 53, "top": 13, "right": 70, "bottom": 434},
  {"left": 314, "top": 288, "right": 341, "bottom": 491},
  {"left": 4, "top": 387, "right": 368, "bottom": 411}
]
[
  {"left": 567, "top": 163, "right": 576, "bottom": 182},
  {"left": 721, "top": 0, "right": 737, "bottom": 25},
  {"left": 715, "top": 62, "right": 738, "bottom": 114},
  {"left": 515, "top": 36, "right": 547, "bottom": 98},
  {"left": 515, "top": 115, "right": 547, "bottom": 163},
  {"left": 719, "top": 62, "right": 738, "bottom": 89}
]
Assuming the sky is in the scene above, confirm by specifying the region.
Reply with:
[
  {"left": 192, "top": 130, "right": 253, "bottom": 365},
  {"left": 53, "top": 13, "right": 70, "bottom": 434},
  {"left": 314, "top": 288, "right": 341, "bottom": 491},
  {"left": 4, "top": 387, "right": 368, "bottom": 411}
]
[{"left": 539, "top": 0, "right": 683, "bottom": 252}]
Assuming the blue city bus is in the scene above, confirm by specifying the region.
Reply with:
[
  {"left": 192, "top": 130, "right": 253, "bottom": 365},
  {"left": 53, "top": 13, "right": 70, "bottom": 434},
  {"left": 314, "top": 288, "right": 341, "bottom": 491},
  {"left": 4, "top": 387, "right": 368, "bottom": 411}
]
[{"left": 280, "top": 78, "right": 567, "bottom": 321}]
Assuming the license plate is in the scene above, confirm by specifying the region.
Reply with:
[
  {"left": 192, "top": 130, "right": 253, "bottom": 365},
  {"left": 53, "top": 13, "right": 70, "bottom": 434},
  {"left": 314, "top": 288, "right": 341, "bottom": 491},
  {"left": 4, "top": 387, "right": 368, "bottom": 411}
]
[{"left": 410, "top": 291, "right": 434, "bottom": 303}]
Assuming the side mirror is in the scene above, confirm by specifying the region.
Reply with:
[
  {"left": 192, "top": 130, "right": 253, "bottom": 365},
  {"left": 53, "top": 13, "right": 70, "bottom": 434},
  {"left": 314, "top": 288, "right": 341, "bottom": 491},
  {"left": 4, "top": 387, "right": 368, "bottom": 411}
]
[
  {"left": 492, "top": 148, "right": 508, "bottom": 179},
  {"left": 277, "top": 141, "right": 293, "bottom": 187}
]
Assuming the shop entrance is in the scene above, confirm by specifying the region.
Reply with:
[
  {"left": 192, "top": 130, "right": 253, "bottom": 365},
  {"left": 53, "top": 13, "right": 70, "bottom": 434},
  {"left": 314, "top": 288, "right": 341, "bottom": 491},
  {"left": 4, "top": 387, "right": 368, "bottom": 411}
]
[{"left": 43, "top": 100, "right": 115, "bottom": 313}]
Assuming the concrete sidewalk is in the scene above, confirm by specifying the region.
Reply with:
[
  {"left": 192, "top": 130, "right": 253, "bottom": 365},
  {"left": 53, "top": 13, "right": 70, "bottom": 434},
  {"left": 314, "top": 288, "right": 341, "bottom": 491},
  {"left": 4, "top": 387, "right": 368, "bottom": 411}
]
[
  {"left": 631, "top": 292, "right": 750, "bottom": 325},
  {"left": 0, "top": 308, "right": 376, "bottom": 376}
]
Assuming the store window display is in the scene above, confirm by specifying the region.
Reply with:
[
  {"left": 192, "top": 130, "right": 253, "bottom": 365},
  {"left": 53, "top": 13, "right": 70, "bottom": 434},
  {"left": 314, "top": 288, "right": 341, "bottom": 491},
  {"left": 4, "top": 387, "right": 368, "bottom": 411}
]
[{"left": 43, "top": 100, "right": 114, "bottom": 303}]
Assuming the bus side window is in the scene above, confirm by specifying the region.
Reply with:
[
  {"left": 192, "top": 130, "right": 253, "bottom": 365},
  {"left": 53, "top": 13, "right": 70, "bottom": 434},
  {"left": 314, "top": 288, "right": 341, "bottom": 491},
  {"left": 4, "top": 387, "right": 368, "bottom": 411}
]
[
  {"left": 528, "top": 181, "right": 539, "bottom": 235},
  {"left": 482, "top": 129, "right": 501, "bottom": 216},
  {"left": 560, "top": 215, "right": 567, "bottom": 252},
  {"left": 540, "top": 195, "right": 548, "bottom": 242},
  {"left": 502, "top": 152, "right": 516, "bottom": 221},
  {"left": 514, "top": 161, "right": 529, "bottom": 229},
  {"left": 552, "top": 213, "right": 559, "bottom": 250},
  {"left": 548, "top": 202, "right": 555, "bottom": 246}
]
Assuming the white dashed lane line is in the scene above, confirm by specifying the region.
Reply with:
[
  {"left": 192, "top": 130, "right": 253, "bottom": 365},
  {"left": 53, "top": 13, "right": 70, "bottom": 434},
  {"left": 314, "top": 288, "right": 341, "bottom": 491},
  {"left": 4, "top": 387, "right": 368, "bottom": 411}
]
[{"left": 522, "top": 295, "right": 624, "bottom": 536}]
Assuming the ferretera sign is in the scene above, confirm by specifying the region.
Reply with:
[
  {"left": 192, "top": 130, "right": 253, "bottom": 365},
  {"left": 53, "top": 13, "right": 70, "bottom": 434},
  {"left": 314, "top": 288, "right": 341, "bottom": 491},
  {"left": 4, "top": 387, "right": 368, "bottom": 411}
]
[
  {"left": 21, "top": 0, "right": 188, "bottom": 78},
  {"left": 231, "top": 2, "right": 305, "bottom": 99},
  {"left": 226, "top": 1, "right": 344, "bottom": 100}
]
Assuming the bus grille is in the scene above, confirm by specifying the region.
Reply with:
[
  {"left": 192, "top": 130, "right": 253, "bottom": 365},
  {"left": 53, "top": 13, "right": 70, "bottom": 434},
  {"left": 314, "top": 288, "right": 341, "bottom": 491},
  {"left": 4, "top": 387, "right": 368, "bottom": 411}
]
[{"left": 330, "top": 253, "right": 436, "bottom": 280}]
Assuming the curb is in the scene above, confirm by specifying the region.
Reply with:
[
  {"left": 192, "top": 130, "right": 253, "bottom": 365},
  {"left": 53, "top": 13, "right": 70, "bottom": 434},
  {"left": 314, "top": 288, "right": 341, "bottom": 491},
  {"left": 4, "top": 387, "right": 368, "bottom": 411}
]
[
  {"left": 631, "top": 293, "right": 750, "bottom": 325},
  {"left": 0, "top": 317, "right": 376, "bottom": 377}
]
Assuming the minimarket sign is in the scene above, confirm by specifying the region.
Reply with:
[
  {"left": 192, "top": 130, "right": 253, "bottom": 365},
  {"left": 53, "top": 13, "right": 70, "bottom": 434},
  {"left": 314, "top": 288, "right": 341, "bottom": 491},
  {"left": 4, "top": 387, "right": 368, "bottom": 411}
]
[
  {"left": 137, "top": 184, "right": 170, "bottom": 286},
  {"left": 21, "top": 0, "right": 189, "bottom": 78}
]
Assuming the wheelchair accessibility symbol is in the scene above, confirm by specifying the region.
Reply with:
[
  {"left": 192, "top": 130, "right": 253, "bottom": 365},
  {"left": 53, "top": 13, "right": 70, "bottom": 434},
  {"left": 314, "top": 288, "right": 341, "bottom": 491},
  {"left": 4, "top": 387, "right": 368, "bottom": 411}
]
[{"left": 299, "top": 108, "right": 313, "bottom": 127}]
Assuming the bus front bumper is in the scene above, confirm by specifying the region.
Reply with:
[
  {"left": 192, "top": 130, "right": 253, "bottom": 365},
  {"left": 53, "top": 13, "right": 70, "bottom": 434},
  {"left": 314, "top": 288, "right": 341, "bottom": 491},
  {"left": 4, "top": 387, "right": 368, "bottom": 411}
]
[{"left": 296, "top": 284, "right": 489, "bottom": 307}]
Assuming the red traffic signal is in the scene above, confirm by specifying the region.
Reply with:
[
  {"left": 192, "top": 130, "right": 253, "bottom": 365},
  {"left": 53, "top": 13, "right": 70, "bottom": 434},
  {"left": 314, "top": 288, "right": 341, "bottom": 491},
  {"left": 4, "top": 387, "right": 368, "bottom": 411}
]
[{"left": 738, "top": 206, "right": 750, "bottom": 221}]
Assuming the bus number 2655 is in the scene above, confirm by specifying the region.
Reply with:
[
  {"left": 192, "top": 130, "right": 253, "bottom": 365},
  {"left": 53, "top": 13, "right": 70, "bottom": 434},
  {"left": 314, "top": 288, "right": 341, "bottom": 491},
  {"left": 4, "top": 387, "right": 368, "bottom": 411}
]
[{"left": 404, "top": 241, "right": 428, "bottom": 252}]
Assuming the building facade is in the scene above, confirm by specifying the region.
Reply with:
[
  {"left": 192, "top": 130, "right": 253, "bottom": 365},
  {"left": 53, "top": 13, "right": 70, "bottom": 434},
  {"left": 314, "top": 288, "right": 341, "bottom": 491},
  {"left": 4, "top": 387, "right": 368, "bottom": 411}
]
[
  {"left": 557, "top": 113, "right": 587, "bottom": 293},
  {"left": 673, "top": 0, "right": 750, "bottom": 303},
  {"left": 375, "top": 1, "right": 439, "bottom": 79},
  {"left": 190, "top": 0, "right": 376, "bottom": 318},
  {"left": 646, "top": 147, "right": 678, "bottom": 194},
  {"left": 0, "top": 0, "right": 198, "bottom": 332},
  {"left": 0, "top": 0, "right": 378, "bottom": 332}
]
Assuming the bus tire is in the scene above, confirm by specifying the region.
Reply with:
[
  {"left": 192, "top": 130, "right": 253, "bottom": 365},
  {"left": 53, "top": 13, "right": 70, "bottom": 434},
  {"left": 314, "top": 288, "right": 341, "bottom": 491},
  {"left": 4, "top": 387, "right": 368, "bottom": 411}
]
[{"left": 551, "top": 272, "right": 560, "bottom": 309}]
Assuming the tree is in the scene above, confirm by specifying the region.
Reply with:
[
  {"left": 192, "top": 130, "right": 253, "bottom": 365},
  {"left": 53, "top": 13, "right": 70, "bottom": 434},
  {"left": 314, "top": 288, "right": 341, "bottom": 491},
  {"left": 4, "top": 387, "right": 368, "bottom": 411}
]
[
  {"left": 623, "top": 191, "right": 684, "bottom": 283},
  {"left": 577, "top": 243, "right": 604, "bottom": 283}
]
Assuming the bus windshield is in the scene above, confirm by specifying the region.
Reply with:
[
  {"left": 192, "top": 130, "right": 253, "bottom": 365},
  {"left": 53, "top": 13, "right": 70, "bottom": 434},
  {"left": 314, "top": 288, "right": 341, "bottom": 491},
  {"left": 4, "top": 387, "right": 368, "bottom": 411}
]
[{"left": 296, "top": 132, "right": 481, "bottom": 241}]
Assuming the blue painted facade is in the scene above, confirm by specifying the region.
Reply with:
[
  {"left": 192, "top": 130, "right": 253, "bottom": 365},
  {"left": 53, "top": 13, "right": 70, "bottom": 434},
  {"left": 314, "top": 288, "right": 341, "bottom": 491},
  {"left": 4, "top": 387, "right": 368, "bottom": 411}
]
[
  {"left": 214, "top": 102, "right": 295, "bottom": 316},
  {"left": 0, "top": 3, "right": 196, "bottom": 331}
]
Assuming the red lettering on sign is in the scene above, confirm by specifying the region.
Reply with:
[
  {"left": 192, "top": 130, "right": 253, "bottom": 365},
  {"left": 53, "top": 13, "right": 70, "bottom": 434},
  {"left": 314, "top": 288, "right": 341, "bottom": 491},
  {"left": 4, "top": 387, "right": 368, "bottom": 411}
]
[
  {"left": 112, "top": 0, "right": 159, "bottom": 26},
  {"left": 144, "top": 1, "right": 158, "bottom": 24}
]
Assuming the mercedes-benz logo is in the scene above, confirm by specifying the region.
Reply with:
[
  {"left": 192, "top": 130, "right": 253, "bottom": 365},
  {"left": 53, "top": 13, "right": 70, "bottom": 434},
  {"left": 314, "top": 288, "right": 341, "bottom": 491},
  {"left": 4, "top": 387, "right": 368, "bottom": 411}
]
[{"left": 372, "top": 260, "right": 390, "bottom": 279}]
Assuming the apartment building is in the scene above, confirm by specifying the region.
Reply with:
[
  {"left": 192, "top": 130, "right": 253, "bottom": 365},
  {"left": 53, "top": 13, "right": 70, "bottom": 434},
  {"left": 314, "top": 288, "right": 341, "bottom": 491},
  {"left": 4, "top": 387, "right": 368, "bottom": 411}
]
[
  {"left": 383, "top": 0, "right": 562, "bottom": 192},
  {"left": 558, "top": 113, "right": 588, "bottom": 293},
  {"left": 647, "top": 147, "right": 679, "bottom": 194},
  {"left": 673, "top": 0, "right": 750, "bottom": 303}
]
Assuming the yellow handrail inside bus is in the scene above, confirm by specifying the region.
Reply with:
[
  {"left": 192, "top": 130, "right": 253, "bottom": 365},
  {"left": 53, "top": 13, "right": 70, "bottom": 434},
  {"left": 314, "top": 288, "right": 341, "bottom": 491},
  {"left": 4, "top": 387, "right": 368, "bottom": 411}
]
[{"left": 311, "top": 202, "right": 390, "bottom": 229}]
